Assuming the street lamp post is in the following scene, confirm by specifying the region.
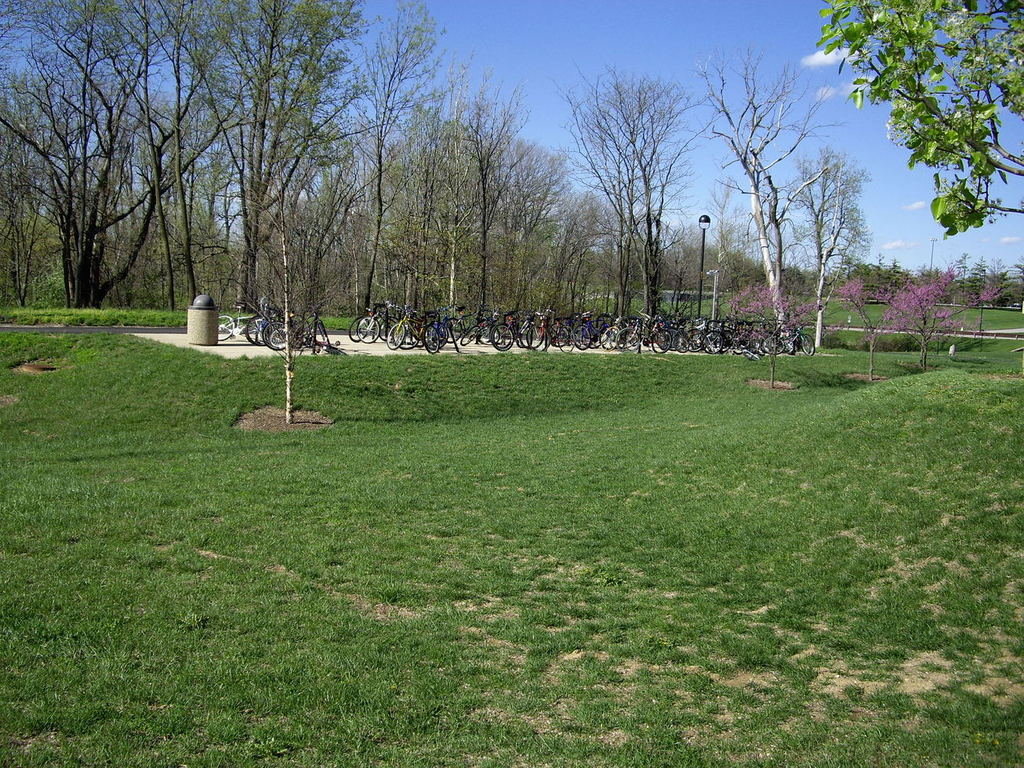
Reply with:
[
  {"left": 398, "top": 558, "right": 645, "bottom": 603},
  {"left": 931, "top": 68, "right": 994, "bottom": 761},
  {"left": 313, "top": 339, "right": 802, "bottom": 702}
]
[
  {"left": 929, "top": 237, "right": 937, "bottom": 272},
  {"left": 706, "top": 270, "right": 721, "bottom": 321},
  {"left": 696, "top": 214, "right": 711, "bottom": 317}
]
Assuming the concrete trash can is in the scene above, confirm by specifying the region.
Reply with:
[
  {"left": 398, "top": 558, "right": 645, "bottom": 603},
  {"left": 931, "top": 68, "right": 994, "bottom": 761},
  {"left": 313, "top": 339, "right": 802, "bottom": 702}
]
[{"left": 187, "top": 294, "right": 219, "bottom": 345}]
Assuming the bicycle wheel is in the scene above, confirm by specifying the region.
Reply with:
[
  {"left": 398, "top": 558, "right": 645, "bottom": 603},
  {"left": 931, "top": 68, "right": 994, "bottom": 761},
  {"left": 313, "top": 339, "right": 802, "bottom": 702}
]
[
  {"left": 244, "top": 318, "right": 263, "bottom": 345},
  {"left": 619, "top": 327, "right": 642, "bottom": 352},
  {"left": 491, "top": 324, "right": 514, "bottom": 351},
  {"left": 703, "top": 330, "right": 725, "bottom": 355},
  {"left": 265, "top": 323, "right": 286, "bottom": 351},
  {"left": 515, "top": 321, "right": 532, "bottom": 349},
  {"left": 348, "top": 316, "right": 365, "bottom": 342},
  {"left": 549, "top": 325, "right": 571, "bottom": 350},
  {"left": 457, "top": 325, "right": 478, "bottom": 347},
  {"left": 386, "top": 324, "right": 406, "bottom": 350},
  {"left": 356, "top": 316, "right": 380, "bottom": 343},
  {"left": 400, "top": 325, "right": 419, "bottom": 350},
  {"left": 799, "top": 332, "right": 816, "bottom": 356},
  {"left": 424, "top": 325, "right": 443, "bottom": 354},
  {"left": 572, "top": 326, "right": 593, "bottom": 351},
  {"left": 650, "top": 328, "right": 671, "bottom": 353},
  {"left": 761, "top": 333, "right": 781, "bottom": 356},
  {"left": 217, "top": 315, "right": 233, "bottom": 342}
]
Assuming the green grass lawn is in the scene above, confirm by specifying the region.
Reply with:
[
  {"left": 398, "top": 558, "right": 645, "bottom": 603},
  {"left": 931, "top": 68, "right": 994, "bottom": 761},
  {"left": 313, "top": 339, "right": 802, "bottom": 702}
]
[
  {"left": 0, "top": 307, "right": 189, "bottom": 327},
  {"left": 0, "top": 307, "right": 356, "bottom": 331},
  {"left": 823, "top": 301, "right": 1024, "bottom": 332},
  {"left": 1, "top": 334, "right": 1022, "bottom": 767}
]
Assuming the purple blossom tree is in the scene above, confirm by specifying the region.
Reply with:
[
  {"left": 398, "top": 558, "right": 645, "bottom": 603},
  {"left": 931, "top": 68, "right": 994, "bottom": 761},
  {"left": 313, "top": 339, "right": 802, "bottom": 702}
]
[
  {"left": 836, "top": 278, "right": 889, "bottom": 381},
  {"left": 732, "top": 285, "right": 816, "bottom": 389},
  {"left": 972, "top": 283, "right": 1003, "bottom": 332},
  {"left": 882, "top": 271, "right": 960, "bottom": 370}
]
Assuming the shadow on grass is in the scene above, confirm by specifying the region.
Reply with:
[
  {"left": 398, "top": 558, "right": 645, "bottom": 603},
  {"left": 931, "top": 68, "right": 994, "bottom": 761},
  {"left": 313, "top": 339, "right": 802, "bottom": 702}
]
[
  {"left": 302, "top": 353, "right": 719, "bottom": 424},
  {"left": 789, "top": 369, "right": 869, "bottom": 390}
]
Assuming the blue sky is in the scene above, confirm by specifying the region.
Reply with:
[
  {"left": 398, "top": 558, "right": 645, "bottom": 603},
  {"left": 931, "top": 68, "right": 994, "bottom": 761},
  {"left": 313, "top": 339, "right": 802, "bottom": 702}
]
[{"left": 364, "top": 0, "right": 1023, "bottom": 272}]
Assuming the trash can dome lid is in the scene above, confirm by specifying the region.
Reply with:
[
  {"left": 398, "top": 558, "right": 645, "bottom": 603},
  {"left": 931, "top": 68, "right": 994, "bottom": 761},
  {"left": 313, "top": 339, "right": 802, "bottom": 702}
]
[{"left": 191, "top": 294, "right": 216, "bottom": 309}]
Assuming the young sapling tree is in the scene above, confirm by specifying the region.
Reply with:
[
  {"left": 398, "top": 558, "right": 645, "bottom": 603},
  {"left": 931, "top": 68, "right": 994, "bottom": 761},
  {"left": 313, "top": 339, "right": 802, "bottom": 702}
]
[
  {"left": 732, "top": 285, "right": 815, "bottom": 389},
  {"left": 836, "top": 277, "right": 888, "bottom": 380}
]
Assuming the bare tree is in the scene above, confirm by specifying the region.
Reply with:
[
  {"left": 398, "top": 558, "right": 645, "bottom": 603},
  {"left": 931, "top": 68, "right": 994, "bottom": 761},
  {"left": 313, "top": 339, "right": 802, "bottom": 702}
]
[
  {"left": 795, "top": 147, "right": 870, "bottom": 347},
  {"left": 495, "top": 140, "right": 567, "bottom": 307},
  {"left": 701, "top": 52, "right": 826, "bottom": 314},
  {"left": 433, "top": 65, "right": 475, "bottom": 307},
  {"left": 0, "top": 122, "right": 50, "bottom": 305},
  {"left": 214, "top": 0, "right": 361, "bottom": 307},
  {"left": 358, "top": 0, "right": 438, "bottom": 311},
  {"left": 131, "top": 0, "right": 221, "bottom": 307},
  {"left": 465, "top": 78, "right": 522, "bottom": 309},
  {"left": 0, "top": 0, "right": 161, "bottom": 307},
  {"left": 566, "top": 69, "right": 699, "bottom": 315}
]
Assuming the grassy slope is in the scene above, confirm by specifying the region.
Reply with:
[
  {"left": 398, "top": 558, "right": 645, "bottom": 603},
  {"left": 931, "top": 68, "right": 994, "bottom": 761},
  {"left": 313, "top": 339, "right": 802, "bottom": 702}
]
[
  {"left": 0, "top": 307, "right": 188, "bottom": 326},
  {"left": 0, "top": 335, "right": 1022, "bottom": 767},
  {"left": 0, "top": 308, "right": 355, "bottom": 330}
]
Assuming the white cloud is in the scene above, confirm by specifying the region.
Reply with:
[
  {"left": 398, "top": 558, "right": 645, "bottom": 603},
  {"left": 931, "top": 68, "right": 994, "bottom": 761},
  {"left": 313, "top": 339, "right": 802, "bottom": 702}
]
[
  {"left": 882, "top": 239, "right": 920, "bottom": 251},
  {"left": 801, "top": 49, "right": 848, "bottom": 68},
  {"left": 999, "top": 236, "right": 1022, "bottom": 244},
  {"left": 902, "top": 201, "right": 926, "bottom": 211},
  {"left": 816, "top": 82, "right": 858, "bottom": 101}
]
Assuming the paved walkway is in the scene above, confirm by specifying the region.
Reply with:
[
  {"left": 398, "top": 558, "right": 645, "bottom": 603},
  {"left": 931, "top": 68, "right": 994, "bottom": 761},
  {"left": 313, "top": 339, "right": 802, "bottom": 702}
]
[
  {"left": 130, "top": 331, "right": 547, "bottom": 358},
  {"left": 0, "top": 325, "right": 627, "bottom": 357}
]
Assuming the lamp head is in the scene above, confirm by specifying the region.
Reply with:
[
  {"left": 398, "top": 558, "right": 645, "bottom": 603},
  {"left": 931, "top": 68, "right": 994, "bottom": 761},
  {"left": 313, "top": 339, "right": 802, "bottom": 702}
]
[{"left": 698, "top": 214, "right": 711, "bottom": 230}]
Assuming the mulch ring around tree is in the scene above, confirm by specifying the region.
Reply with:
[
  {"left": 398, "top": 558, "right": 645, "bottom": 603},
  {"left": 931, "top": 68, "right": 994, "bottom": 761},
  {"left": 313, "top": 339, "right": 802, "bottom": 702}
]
[
  {"left": 844, "top": 373, "right": 889, "bottom": 382},
  {"left": 0, "top": 394, "right": 18, "bottom": 407},
  {"left": 746, "top": 379, "right": 798, "bottom": 391},
  {"left": 234, "top": 406, "right": 333, "bottom": 432},
  {"left": 12, "top": 360, "right": 61, "bottom": 374}
]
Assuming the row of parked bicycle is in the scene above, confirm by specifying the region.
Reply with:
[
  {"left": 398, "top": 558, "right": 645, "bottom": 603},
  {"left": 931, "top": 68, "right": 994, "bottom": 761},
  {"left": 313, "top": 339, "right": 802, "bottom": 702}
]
[
  {"left": 217, "top": 299, "right": 817, "bottom": 358},
  {"left": 217, "top": 299, "right": 339, "bottom": 354},
  {"left": 347, "top": 301, "right": 816, "bottom": 358}
]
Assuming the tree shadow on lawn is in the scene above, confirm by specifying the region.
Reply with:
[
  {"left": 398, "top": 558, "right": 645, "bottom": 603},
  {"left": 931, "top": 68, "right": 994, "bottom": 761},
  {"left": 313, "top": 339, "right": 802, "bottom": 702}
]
[
  {"left": 788, "top": 369, "right": 892, "bottom": 391},
  {"left": 302, "top": 354, "right": 717, "bottom": 424}
]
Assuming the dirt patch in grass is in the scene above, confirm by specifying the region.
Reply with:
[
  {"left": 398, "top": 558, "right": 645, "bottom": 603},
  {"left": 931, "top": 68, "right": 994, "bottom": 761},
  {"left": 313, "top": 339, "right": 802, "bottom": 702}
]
[
  {"left": 347, "top": 593, "right": 423, "bottom": 622},
  {"left": 0, "top": 394, "right": 17, "bottom": 406},
  {"left": 595, "top": 729, "right": 631, "bottom": 747},
  {"left": 234, "top": 406, "right": 332, "bottom": 432},
  {"left": 897, "top": 651, "right": 953, "bottom": 699},
  {"left": 844, "top": 373, "right": 889, "bottom": 382},
  {"left": 544, "top": 649, "right": 611, "bottom": 683},
  {"left": 11, "top": 731, "right": 61, "bottom": 752},
  {"left": 473, "top": 704, "right": 571, "bottom": 736},
  {"left": 746, "top": 379, "right": 797, "bottom": 390},
  {"left": 461, "top": 626, "right": 528, "bottom": 667},
  {"left": 710, "top": 668, "right": 779, "bottom": 691},
  {"left": 453, "top": 595, "right": 521, "bottom": 621},
  {"left": 12, "top": 361, "right": 60, "bottom": 374},
  {"left": 813, "top": 660, "right": 886, "bottom": 698}
]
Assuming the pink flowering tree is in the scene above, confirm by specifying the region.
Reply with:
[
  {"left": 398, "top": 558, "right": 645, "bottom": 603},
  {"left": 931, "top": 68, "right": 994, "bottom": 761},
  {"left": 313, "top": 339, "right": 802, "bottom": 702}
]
[
  {"left": 882, "top": 271, "right": 959, "bottom": 370},
  {"left": 732, "top": 286, "right": 817, "bottom": 325},
  {"left": 836, "top": 278, "right": 889, "bottom": 381},
  {"left": 732, "top": 286, "right": 816, "bottom": 389}
]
